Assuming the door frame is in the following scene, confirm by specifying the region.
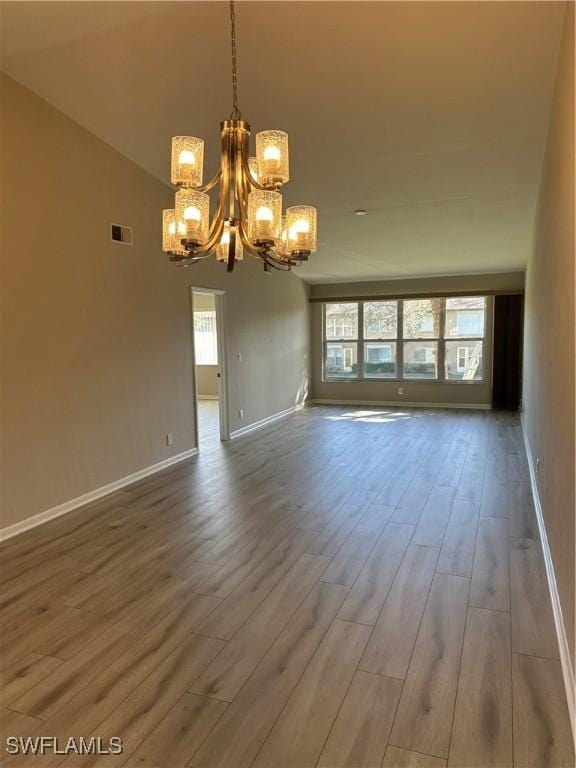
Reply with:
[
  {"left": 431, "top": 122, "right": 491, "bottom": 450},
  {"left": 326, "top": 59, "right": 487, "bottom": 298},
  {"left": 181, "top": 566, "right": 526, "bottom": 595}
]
[{"left": 190, "top": 287, "right": 231, "bottom": 443}]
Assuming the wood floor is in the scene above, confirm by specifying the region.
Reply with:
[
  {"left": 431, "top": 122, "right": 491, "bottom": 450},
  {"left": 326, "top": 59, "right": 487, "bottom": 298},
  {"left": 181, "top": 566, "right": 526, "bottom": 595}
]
[
  {"left": 197, "top": 400, "right": 221, "bottom": 449},
  {"left": 1, "top": 405, "right": 573, "bottom": 768}
]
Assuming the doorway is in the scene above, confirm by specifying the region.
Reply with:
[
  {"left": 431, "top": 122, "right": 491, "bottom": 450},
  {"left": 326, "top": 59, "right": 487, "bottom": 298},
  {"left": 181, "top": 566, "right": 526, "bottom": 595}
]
[{"left": 191, "top": 288, "right": 230, "bottom": 448}]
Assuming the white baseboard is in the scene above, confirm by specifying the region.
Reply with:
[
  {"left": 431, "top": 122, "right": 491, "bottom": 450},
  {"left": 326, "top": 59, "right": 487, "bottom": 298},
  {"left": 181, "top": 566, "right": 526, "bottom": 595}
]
[
  {"left": 0, "top": 448, "right": 199, "bottom": 542},
  {"left": 521, "top": 413, "right": 575, "bottom": 743},
  {"left": 198, "top": 395, "right": 219, "bottom": 401},
  {"left": 310, "top": 398, "right": 491, "bottom": 410},
  {"left": 230, "top": 403, "right": 305, "bottom": 440}
]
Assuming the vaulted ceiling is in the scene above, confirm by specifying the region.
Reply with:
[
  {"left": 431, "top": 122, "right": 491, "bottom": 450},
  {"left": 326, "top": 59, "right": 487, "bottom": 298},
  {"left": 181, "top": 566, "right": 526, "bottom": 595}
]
[{"left": 0, "top": 1, "right": 566, "bottom": 282}]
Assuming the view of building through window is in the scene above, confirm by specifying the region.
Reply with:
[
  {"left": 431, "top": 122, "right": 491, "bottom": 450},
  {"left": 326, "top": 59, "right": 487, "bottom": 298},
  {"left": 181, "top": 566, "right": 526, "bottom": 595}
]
[
  {"left": 323, "top": 296, "right": 485, "bottom": 381},
  {"left": 194, "top": 310, "right": 218, "bottom": 365}
]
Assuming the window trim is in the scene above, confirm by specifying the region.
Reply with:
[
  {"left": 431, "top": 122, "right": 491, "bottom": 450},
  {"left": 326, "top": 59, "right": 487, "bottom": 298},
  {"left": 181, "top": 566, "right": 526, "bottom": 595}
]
[{"left": 322, "top": 296, "right": 487, "bottom": 384}]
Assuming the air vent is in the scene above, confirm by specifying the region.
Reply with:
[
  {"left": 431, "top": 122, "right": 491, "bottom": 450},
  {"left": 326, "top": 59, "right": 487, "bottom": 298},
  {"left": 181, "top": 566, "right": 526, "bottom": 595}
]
[{"left": 110, "top": 223, "right": 133, "bottom": 245}]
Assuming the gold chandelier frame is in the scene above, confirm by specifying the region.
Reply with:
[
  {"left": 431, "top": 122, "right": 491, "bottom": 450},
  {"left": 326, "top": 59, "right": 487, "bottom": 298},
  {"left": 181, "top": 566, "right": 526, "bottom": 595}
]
[
  {"left": 163, "top": 1, "right": 317, "bottom": 273},
  {"left": 168, "top": 120, "right": 310, "bottom": 272}
]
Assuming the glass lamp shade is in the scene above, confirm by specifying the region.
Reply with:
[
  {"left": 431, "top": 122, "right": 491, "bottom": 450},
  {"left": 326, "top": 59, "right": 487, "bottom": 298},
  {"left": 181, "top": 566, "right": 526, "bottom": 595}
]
[
  {"left": 276, "top": 216, "right": 290, "bottom": 258},
  {"left": 175, "top": 188, "right": 209, "bottom": 244},
  {"left": 256, "top": 131, "right": 289, "bottom": 187},
  {"left": 162, "top": 209, "right": 186, "bottom": 253},
  {"left": 216, "top": 222, "right": 244, "bottom": 263},
  {"left": 162, "top": 209, "right": 176, "bottom": 252},
  {"left": 171, "top": 136, "right": 204, "bottom": 187},
  {"left": 248, "top": 156, "right": 259, "bottom": 183},
  {"left": 286, "top": 205, "right": 317, "bottom": 253},
  {"left": 247, "top": 190, "right": 282, "bottom": 243}
]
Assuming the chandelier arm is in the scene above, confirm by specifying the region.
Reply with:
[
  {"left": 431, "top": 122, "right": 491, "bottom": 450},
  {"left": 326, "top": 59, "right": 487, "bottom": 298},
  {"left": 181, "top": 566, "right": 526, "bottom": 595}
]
[
  {"left": 170, "top": 254, "right": 209, "bottom": 266},
  {"left": 235, "top": 173, "right": 267, "bottom": 260},
  {"left": 262, "top": 254, "right": 292, "bottom": 271},
  {"left": 185, "top": 169, "right": 227, "bottom": 256},
  {"left": 189, "top": 131, "right": 231, "bottom": 256},
  {"left": 235, "top": 175, "right": 291, "bottom": 270},
  {"left": 226, "top": 224, "right": 237, "bottom": 272},
  {"left": 228, "top": 128, "right": 238, "bottom": 221},
  {"left": 239, "top": 152, "right": 270, "bottom": 192},
  {"left": 263, "top": 250, "right": 293, "bottom": 270},
  {"left": 194, "top": 170, "right": 222, "bottom": 194},
  {"left": 237, "top": 217, "right": 267, "bottom": 260},
  {"left": 191, "top": 209, "right": 226, "bottom": 257},
  {"left": 235, "top": 204, "right": 290, "bottom": 271}
]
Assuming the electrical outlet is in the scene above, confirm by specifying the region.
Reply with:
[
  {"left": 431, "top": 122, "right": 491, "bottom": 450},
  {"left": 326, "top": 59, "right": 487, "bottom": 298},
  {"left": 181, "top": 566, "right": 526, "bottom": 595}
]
[
  {"left": 239, "top": 409, "right": 244, "bottom": 419},
  {"left": 398, "top": 387, "right": 404, "bottom": 395},
  {"left": 166, "top": 432, "right": 173, "bottom": 447},
  {"left": 536, "top": 457, "right": 541, "bottom": 474}
]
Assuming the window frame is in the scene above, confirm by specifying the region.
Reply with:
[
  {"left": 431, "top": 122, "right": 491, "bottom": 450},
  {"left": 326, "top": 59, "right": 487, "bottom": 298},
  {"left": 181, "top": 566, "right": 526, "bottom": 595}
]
[
  {"left": 322, "top": 296, "right": 487, "bottom": 384},
  {"left": 323, "top": 302, "right": 361, "bottom": 379}
]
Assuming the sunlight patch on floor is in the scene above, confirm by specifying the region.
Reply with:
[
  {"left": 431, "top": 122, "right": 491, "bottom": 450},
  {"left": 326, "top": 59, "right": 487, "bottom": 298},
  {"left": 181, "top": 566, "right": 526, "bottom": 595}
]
[{"left": 324, "top": 409, "right": 414, "bottom": 423}]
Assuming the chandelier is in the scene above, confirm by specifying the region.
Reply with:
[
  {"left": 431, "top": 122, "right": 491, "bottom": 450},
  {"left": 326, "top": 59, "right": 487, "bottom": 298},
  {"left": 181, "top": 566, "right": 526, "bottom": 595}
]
[{"left": 162, "top": 1, "right": 317, "bottom": 272}]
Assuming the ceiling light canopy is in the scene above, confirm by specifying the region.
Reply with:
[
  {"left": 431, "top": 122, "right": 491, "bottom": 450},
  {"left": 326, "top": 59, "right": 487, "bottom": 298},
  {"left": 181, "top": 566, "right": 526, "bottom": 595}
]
[{"left": 162, "top": 0, "right": 317, "bottom": 272}]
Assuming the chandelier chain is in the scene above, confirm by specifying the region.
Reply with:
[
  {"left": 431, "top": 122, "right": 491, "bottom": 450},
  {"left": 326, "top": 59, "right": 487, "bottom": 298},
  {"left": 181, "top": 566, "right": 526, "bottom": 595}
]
[{"left": 229, "top": 0, "right": 241, "bottom": 119}]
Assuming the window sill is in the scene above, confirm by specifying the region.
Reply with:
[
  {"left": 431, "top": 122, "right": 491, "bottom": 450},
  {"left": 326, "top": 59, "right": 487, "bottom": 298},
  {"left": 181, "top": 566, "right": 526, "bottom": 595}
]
[{"left": 322, "top": 377, "right": 485, "bottom": 385}]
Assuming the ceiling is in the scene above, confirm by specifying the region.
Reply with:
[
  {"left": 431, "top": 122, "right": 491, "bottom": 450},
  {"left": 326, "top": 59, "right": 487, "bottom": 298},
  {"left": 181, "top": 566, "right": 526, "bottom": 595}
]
[{"left": 0, "top": 1, "right": 565, "bottom": 283}]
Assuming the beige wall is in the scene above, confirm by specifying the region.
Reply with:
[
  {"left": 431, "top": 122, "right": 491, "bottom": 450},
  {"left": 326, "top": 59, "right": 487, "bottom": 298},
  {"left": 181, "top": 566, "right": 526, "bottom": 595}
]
[
  {"left": 195, "top": 366, "right": 218, "bottom": 398},
  {"left": 192, "top": 292, "right": 218, "bottom": 398},
  {"left": 309, "top": 273, "right": 527, "bottom": 406},
  {"left": 522, "top": 4, "right": 575, "bottom": 666},
  {"left": 309, "top": 272, "right": 525, "bottom": 299},
  {"left": 0, "top": 76, "right": 310, "bottom": 530}
]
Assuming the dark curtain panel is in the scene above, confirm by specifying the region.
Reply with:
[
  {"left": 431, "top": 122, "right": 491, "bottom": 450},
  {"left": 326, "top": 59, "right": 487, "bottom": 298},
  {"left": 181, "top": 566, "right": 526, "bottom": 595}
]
[{"left": 492, "top": 294, "right": 524, "bottom": 410}]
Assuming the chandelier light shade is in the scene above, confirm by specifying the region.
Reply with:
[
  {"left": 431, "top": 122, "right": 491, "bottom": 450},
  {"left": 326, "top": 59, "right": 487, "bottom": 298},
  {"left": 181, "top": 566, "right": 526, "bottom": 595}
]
[
  {"left": 217, "top": 221, "right": 244, "bottom": 262},
  {"left": 175, "top": 188, "right": 209, "bottom": 245},
  {"left": 256, "top": 130, "right": 289, "bottom": 188},
  {"left": 162, "top": 209, "right": 177, "bottom": 253},
  {"left": 171, "top": 136, "right": 204, "bottom": 187},
  {"left": 161, "top": 0, "right": 317, "bottom": 272},
  {"left": 248, "top": 190, "right": 282, "bottom": 243},
  {"left": 286, "top": 205, "right": 317, "bottom": 254},
  {"left": 276, "top": 216, "right": 290, "bottom": 258},
  {"left": 162, "top": 209, "right": 186, "bottom": 254},
  {"left": 248, "top": 156, "right": 259, "bottom": 182}
]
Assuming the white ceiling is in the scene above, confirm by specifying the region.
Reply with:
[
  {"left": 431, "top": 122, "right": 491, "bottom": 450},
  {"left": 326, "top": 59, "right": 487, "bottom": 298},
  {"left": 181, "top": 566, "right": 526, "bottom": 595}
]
[{"left": 0, "top": 1, "right": 565, "bottom": 283}]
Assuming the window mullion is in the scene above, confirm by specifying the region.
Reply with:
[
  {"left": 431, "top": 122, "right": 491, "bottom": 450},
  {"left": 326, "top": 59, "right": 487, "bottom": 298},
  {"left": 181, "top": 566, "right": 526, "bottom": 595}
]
[
  {"left": 438, "top": 297, "right": 446, "bottom": 382},
  {"left": 358, "top": 302, "right": 364, "bottom": 379},
  {"left": 398, "top": 300, "right": 404, "bottom": 380}
]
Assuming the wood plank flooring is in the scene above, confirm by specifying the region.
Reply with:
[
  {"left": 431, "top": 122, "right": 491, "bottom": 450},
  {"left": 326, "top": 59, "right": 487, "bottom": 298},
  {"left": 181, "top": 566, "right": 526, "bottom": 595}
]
[{"left": 0, "top": 404, "right": 573, "bottom": 767}]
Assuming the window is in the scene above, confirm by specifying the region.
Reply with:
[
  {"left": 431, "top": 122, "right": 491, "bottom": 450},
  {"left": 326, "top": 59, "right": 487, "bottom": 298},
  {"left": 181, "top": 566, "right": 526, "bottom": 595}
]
[
  {"left": 324, "top": 303, "right": 359, "bottom": 378},
  {"left": 404, "top": 342, "right": 438, "bottom": 379},
  {"left": 445, "top": 297, "right": 485, "bottom": 338},
  {"left": 323, "top": 296, "right": 487, "bottom": 383},
  {"left": 323, "top": 301, "right": 399, "bottom": 379},
  {"left": 402, "top": 299, "right": 440, "bottom": 379},
  {"left": 365, "top": 342, "right": 397, "bottom": 378},
  {"left": 325, "top": 342, "right": 358, "bottom": 378},
  {"left": 364, "top": 301, "right": 397, "bottom": 339},
  {"left": 325, "top": 303, "right": 358, "bottom": 340},
  {"left": 445, "top": 341, "right": 483, "bottom": 381},
  {"left": 363, "top": 301, "right": 398, "bottom": 378},
  {"left": 194, "top": 310, "right": 218, "bottom": 365},
  {"left": 403, "top": 299, "right": 441, "bottom": 339}
]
